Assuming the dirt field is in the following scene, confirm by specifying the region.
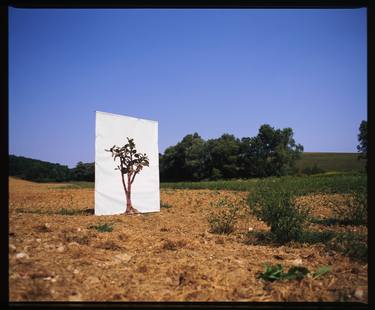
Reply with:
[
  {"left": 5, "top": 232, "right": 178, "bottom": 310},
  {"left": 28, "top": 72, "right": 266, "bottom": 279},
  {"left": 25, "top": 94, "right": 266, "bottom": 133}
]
[{"left": 9, "top": 177, "right": 367, "bottom": 302}]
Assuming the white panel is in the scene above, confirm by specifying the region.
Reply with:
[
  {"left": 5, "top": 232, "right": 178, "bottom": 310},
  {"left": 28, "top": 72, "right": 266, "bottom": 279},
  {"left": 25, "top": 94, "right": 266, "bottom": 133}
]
[{"left": 95, "top": 111, "right": 160, "bottom": 215}]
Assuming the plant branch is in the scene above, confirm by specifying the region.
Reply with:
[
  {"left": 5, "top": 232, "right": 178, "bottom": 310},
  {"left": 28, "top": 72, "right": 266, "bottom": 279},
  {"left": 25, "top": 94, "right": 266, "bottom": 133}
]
[
  {"left": 121, "top": 172, "right": 128, "bottom": 194},
  {"left": 130, "top": 171, "right": 139, "bottom": 184}
]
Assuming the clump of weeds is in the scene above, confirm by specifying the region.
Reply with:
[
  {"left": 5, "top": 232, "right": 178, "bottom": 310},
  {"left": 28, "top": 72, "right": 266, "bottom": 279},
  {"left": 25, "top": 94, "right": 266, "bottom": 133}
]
[
  {"left": 162, "top": 239, "right": 186, "bottom": 251},
  {"left": 327, "top": 232, "right": 367, "bottom": 262},
  {"left": 95, "top": 240, "right": 122, "bottom": 251},
  {"left": 331, "top": 189, "right": 367, "bottom": 226},
  {"left": 248, "top": 181, "right": 310, "bottom": 243},
  {"left": 207, "top": 198, "right": 241, "bottom": 234}
]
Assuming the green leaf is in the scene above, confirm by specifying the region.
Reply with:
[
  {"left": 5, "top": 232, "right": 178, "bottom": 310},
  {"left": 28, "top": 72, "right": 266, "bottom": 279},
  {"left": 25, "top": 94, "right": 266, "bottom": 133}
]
[
  {"left": 312, "top": 266, "right": 331, "bottom": 279},
  {"left": 258, "top": 264, "right": 310, "bottom": 282},
  {"left": 285, "top": 266, "right": 309, "bottom": 280},
  {"left": 258, "top": 264, "right": 284, "bottom": 281}
]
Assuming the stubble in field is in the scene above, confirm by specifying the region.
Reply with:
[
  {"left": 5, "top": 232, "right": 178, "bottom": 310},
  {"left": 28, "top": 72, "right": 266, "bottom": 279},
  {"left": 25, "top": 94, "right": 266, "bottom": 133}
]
[{"left": 9, "top": 177, "right": 367, "bottom": 302}]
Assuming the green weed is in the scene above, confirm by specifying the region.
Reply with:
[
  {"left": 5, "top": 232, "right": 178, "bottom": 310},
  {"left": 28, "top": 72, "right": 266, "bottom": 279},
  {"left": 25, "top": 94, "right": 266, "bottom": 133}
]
[
  {"left": 258, "top": 264, "right": 310, "bottom": 282},
  {"left": 88, "top": 223, "right": 113, "bottom": 232},
  {"left": 160, "top": 202, "right": 172, "bottom": 209},
  {"left": 312, "top": 266, "right": 331, "bottom": 279},
  {"left": 258, "top": 264, "right": 284, "bottom": 281},
  {"left": 258, "top": 264, "right": 330, "bottom": 282}
]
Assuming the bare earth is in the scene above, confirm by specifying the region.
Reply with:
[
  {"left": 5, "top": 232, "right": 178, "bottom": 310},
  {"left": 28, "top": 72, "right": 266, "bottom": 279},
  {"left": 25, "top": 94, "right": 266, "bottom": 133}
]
[{"left": 9, "top": 177, "right": 367, "bottom": 302}]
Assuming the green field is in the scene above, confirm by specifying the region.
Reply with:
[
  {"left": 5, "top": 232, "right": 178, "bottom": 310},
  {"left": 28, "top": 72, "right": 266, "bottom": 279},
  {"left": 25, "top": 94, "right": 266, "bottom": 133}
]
[
  {"left": 58, "top": 172, "right": 367, "bottom": 195},
  {"left": 160, "top": 172, "right": 366, "bottom": 194},
  {"left": 295, "top": 152, "right": 366, "bottom": 173},
  {"left": 160, "top": 153, "right": 366, "bottom": 193}
]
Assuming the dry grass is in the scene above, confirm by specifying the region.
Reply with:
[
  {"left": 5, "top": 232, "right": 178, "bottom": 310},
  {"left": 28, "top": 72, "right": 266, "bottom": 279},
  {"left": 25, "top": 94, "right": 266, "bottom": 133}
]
[{"left": 9, "top": 177, "right": 367, "bottom": 302}]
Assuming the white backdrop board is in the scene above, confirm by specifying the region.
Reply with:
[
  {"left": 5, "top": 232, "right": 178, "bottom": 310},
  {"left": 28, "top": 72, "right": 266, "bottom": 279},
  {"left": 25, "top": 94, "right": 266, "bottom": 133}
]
[{"left": 95, "top": 111, "right": 160, "bottom": 215}]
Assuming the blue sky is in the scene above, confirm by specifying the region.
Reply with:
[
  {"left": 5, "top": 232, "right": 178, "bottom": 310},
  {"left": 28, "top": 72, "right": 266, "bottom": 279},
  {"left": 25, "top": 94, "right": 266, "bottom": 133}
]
[{"left": 9, "top": 8, "right": 367, "bottom": 168}]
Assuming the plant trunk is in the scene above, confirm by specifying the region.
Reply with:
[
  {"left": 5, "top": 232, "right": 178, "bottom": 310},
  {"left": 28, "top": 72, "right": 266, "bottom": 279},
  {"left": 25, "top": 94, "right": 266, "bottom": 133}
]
[
  {"left": 125, "top": 173, "right": 132, "bottom": 212},
  {"left": 124, "top": 172, "right": 139, "bottom": 215},
  {"left": 126, "top": 183, "right": 132, "bottom": 211}
]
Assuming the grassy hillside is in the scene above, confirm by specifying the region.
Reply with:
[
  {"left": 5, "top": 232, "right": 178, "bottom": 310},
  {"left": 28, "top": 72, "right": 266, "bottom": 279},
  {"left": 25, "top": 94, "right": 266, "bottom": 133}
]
[{"left": 295, "top": 152, "right": 366, "bottom": 173}]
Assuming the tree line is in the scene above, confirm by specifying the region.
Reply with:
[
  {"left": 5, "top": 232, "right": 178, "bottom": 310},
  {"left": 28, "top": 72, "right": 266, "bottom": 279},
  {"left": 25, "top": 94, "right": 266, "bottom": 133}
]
[
  {"left": 9, "top": 155, "right": 94, "bottom": 182},
  {"left": 160, "top": 124, "right": 303, "bottom": 181},
  {"left": 9, "top": 121, "right": 367, "bottom": 183}
]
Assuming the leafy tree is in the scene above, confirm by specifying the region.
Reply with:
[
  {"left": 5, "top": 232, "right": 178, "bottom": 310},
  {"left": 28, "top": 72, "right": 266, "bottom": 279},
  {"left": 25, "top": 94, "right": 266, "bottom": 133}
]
[
  {"left": 239, "top": 125, "right": 303, "bottom": 177},
  {"left": 159, "top": 145, "right": 183, "bottom": 181},
  {"left": 71, "top": 162, "right": 95, "bottom": 181},
  {"left": 160, "top": 133, "right": 206, "bottom": 181},
  {"left": 159, "top": 125, "right": 303, "bottom": 181},
  {"left": 357, "top": 120, "right": 367, "bottom": 161},
  {"left": 238, "top": 136, "right": 261, "bottom": 178},
  {"left": 184, "top": 134, "right": 207, "bottom": 180},
  {"left": 204, "top": 134, "right": 241, "bottom": 179},
  {"left": 106, "top": 138, "right": 149, "bottom": 214}
]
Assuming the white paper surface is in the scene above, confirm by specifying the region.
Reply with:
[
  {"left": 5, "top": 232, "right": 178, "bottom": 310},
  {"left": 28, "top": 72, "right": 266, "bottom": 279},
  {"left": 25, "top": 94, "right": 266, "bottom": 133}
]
[{"left": 95, "top": 111, "right": 160, "bottom": 215}]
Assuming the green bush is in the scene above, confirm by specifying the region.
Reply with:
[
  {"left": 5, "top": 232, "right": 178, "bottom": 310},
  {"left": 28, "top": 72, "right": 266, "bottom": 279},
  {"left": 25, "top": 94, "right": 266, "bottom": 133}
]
[
  {"left": 332, "top": 189, "right": 367, "bottom": 226},
  {"left": 207, "top": 198, "right": 240, "bottom": 234},
  {"left": 302, "top": 164, "right": 325, "bottom": 175},
  {"left": 248, "top": 182, "right": 310, "bottom": 243}
]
